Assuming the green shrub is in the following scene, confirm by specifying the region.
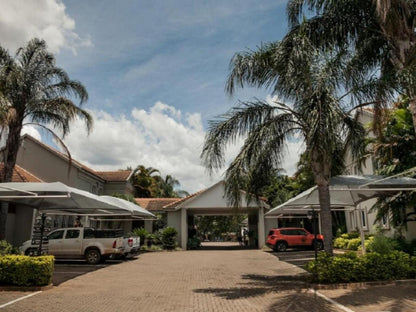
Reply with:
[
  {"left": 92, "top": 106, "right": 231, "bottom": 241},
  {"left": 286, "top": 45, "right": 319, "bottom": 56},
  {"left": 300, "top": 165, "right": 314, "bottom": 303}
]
[
  {"left": 0, "top": 255, "right": 54, "bottom": 286},
  {"left": 340, "top": 232, "right": 360, "bottom": 239},
  {"left": 0, "top": 240, "right": 19, "bottom": 256},
  {"left": 333, "top": 237, "right": 349, "bottom": 249},
  {"left": 131, "top": 227, "right": 149, "bottom": 243},
  {"left": 366, "top": 235, "right": 395, "bottom": 254},
  {"left": 161, "top": 227, "right": 178, "bottom": 250},
  {"left": 306, "top": 251, "right": 416, "bottom": 283},
  {"left": 347, "top": 238, "right": 361, "bottom": 251},
  {"left": 187, "top": 237, "right": 201, "bottom": 250}
]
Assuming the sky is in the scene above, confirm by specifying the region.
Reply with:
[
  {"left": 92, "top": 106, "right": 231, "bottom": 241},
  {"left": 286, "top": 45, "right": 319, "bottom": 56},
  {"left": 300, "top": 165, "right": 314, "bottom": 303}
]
[{"left": 0, "top": 0, "right": 304, "bottom": 193}]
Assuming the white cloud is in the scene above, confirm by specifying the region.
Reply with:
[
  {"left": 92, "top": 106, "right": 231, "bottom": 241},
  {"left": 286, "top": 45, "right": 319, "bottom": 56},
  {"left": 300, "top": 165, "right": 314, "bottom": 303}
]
[
  {"left": 61, "top": 101, "right": 303, "bottom": 194},
  {"left": 62, "top": 102, "right": 220, "bottom": 193},
  {"left": 0, "top": 0, "right": 92, "bottom": 54}
]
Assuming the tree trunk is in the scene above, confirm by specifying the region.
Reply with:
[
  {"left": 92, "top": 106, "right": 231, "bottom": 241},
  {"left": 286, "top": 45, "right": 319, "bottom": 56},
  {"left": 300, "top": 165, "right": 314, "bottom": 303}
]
[
  {"left": 317, "top": 182, "right": 333, "bottom": 254},
  {"left": 310, "top": 150, "right": 333, "bottom": 254},
  {"left": 0, "top": 121, "right": 23, "bottom": 240}
]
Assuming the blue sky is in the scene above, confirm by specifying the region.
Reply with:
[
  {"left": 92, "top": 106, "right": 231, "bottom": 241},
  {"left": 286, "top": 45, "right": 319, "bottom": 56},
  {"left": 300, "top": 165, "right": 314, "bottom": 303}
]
[
  {"left": 58, "top": 0, "right": 288, "bottom": 120},
  {"left": 0, "top": 0, "right": 304, "bottom": 193}
]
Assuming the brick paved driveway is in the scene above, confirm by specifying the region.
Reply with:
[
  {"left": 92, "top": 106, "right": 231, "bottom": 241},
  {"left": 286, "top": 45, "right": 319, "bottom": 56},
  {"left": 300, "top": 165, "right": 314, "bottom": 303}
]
[{"left": 1, "top": 249, "right": 415, "bottom": 311}]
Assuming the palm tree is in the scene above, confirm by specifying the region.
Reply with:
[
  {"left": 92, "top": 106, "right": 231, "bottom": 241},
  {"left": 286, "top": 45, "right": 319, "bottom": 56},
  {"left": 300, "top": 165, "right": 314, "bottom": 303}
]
[
  {"left": 132, "top": 165, "right": 160, "bottom": 197},
  {"left": 0, "top": 38, "right": 92, "bottom": 239},
  {"left": 153, "top": 175, "right": 189, "bottom": 198},
  {"left": 285, "top": 0, "right": 416, "bottom": 133},
  {"left": 202, "top": 34, "right": 366, "bottom": 253}
]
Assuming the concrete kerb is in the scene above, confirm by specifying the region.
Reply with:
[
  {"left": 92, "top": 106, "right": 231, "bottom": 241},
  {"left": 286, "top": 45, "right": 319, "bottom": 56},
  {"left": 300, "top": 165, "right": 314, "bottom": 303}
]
[{"left": 310, "top": 278, "right": 416, "bottom": 290}]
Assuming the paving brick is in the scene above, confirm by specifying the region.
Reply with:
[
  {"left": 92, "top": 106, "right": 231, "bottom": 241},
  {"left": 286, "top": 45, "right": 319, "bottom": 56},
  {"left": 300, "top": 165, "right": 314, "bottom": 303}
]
[{"left": 1, "top": 248, "right": 414, "bottom": 311}]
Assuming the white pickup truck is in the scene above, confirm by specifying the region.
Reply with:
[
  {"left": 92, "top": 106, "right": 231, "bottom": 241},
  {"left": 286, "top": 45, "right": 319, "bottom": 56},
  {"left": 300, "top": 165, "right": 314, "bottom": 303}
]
[
  {"left": 122, "top": 236, "right": 140, "bottom": 258},
  {"left": 20, "top": 227, "right": 125, "bottom": 264}
]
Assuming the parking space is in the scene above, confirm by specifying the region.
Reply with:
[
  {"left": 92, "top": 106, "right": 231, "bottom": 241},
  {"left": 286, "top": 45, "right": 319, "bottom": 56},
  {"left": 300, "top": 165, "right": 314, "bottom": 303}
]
[{"left": 52, "top": 259, "right": 126, "bottom": 285}]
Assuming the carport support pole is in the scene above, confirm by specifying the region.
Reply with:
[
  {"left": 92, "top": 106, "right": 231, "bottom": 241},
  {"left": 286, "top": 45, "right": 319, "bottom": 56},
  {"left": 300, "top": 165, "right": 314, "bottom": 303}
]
[
  {"left": 37, "top": 213, "right": 46, "bottom": 256},
  {"left": 313, "top": 208, "right": 317, "bottom": 262}
]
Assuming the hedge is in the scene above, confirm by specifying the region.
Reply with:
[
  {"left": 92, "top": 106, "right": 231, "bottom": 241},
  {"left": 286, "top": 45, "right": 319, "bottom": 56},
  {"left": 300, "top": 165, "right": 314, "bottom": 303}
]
[
  {"left": 306, "top": 251, "right": 416, "bottom": 283},
  {"left": 0, "top": 255, "right": 54, "bottom": 286}
]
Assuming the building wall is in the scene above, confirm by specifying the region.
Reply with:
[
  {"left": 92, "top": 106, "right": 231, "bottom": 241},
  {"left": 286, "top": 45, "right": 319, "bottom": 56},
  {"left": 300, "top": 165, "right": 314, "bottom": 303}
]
[{"left": 167, "top": 210, "right": 182, "bottom": 247}]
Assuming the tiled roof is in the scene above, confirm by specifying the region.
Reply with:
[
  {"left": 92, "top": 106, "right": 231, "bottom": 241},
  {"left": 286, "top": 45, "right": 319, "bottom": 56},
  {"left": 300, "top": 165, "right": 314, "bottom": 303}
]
[
  {"left": 135, "top": 198, "right": 181, "bottom": 211},
  {"left": 163, "top": 189, "right": 205, "bottom": 209},
  {"left": 0, "top": 164, "right": 42, "bottom": 182},
  {"left": 95, "top": 170, "right": 132, "bottom": 182}
]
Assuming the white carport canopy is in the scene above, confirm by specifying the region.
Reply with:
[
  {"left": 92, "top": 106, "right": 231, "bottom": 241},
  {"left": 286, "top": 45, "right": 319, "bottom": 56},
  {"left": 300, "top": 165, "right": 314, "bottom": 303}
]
[
  {"left": 265, "top": 175, "right": 416, "bottom": 217},
  {"left": 0, "top": 182, "right": 154, "bottom": 218},
  {"left": 265, "top": 175, "right": 416, "bottom": 253}
]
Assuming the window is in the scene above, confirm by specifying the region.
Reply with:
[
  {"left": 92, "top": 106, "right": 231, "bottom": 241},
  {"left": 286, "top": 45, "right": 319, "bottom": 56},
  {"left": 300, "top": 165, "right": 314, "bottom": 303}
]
[
  {"left": 361, "top": 210, "right": 367, "bottom": 229},
  {"left": 48, "top": 230, "right": 64, "bottom": 240},
  {"left": 381, "top": 214, "right": 389, "bottom": 228},
  {"left": 65, "top": 230, "right": 80, "bottom": 239}
]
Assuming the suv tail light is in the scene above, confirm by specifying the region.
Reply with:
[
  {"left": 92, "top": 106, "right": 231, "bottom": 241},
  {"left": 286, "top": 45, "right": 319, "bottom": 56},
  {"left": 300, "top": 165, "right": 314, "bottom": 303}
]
[
  {"left": 113, "top": 240, "right": 117, "bottom": 248},
  {"left": 128, "top": 238, "right": 133, "bottom": 247}
]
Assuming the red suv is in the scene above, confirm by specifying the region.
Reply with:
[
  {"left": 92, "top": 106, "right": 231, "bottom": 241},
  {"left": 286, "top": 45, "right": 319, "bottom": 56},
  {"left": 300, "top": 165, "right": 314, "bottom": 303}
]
[{"left": 266, "top": 227, "right": 324, "bottom": 252}]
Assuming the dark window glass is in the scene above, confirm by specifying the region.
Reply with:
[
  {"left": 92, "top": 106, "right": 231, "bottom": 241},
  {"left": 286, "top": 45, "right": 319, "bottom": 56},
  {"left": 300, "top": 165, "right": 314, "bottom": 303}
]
[
  {"left": 83, "top": 228, "right": 95, "bottom": 239},
  {"left": 66, "top": 230, "right": 80, "bottom": 239},
  {"left": 48, "top": 230, "right": 64, "bottom": 240}
]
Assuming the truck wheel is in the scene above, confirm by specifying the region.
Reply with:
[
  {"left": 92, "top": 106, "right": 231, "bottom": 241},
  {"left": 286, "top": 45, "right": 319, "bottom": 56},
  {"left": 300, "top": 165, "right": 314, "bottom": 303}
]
[
  {"left": 25, "top": 248, "right": 36, "bottom": 256},
  {"left": 275, "top": 241, "right": 287, "bottom": 252},
  {"left": 85, "top": 249, "right": 101, "bottom": 264}
]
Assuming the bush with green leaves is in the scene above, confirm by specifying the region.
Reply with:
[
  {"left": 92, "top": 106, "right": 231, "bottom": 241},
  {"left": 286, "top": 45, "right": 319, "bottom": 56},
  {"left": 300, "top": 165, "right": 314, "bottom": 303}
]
[
  {"left": 333, "top": 237, "right": 349, "bottom": 249},
  {"left": 340, "top": 232, "right": 360, "bottom": 239},
  {"left": 131, "top": 227, "right": 149, "bottom": 244},
  {"left": 366, "top": 235, "right": 396, "bottom": 254},
  {"left": 0, "top": 255, "right": 54, "bottom": 286},
  {"left": 306, "top": 251, "right": 416, "bottom": 283},
  {"left": 161, "top": 227, "right": 178, "bottom": 250},
  {"left": 187, "top": 237, "right": 201, "bottom": 250},
  {"left": 346, "top": 238, "right": 362, "bottom": 251},
  {"left": 0, "top": 240, "right": 19, "bottom": 256}
]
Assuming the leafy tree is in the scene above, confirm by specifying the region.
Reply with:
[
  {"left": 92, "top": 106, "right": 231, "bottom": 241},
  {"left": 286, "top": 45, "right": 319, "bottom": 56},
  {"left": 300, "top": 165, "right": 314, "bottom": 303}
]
[
  {"left": 152, "top": 174, "right": 189, "bottom": 198},
  {"left": 132, "top": 165, "right": 160, "bottom": 197},
  {"left": 369, "top": 97, "right": 416, "bottom": 229},
  {"left": 0, "top": 38, "right": 92, "bottom": 239},
  {"left": 285, "top": 0, "right": 416, "bottom": 134},
  {"left": 202, "top": 32, "right": 366, "bottom": 253}
]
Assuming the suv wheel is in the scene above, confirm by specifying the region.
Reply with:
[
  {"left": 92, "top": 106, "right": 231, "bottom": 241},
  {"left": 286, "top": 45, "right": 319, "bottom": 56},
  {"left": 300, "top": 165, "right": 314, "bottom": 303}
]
[{"left": 275, "top": 241, "right": 287, "bottom": 252}]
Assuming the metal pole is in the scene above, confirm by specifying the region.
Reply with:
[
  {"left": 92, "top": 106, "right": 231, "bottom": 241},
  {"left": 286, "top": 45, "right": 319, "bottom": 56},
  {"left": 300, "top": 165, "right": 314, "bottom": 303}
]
[
  {"left": 37, "top": 213, "right": 46, "bottom": 255},
  {"left": 313, "top": 207, "right": 318, "bottom": 261}
]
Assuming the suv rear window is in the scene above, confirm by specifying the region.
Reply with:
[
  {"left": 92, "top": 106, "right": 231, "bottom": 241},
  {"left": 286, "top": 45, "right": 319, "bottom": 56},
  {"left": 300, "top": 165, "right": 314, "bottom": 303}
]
[{"left": 268, "top": 230, "right": 276, "bottom": 236}]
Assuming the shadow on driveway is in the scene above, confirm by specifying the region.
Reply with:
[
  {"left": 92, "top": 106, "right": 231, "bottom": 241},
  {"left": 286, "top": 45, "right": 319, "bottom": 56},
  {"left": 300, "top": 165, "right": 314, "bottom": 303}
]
[
  {"left": 193, "top": 273, "right": 336, "bottom": 312},
  {"left": 52, "top": 257, "right": 138, "bottom": 286},
  {"left": 320, "top": 282, "right": 416, "bottom": 312}
]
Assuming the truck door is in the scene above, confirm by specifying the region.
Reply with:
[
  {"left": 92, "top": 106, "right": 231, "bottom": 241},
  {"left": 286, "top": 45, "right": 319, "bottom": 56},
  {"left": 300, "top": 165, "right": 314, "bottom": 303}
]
[
  {"left": 64, "top": 229, "right": 82, "bottom": 256},
  {"left": 47, "top": 229, "right": 65, "bottom": 256}
]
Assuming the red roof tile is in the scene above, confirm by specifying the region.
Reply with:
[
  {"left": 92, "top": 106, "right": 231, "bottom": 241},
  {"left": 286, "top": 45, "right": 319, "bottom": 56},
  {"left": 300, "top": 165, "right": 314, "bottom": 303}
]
[
  {"left": 135, "top": 198, "right": 182, "bottom": 211},
  {"left": 0, "top": 164, "right": 42, "bottom": 182},
  {"left": 95, "top": 170, "right": 132, "bottom": 182}
]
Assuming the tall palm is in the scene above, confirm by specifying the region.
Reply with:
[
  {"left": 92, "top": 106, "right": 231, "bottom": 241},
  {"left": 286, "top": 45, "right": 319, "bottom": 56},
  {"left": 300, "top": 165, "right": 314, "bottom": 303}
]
[
  {"left": 153, "top": 175, "right": 189, "bottom": 198},
  {"left": 202, "top": 34, "right": 366, "bottom": 253},
  {"left": 286, "top": 0, "right": 416, "bottom": 133},
  {"left": 132, "top": 165, "right": 160, "bottom": 198},
  {"left": 0, "top": 38, "right": 92, "bottom": 239}
]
